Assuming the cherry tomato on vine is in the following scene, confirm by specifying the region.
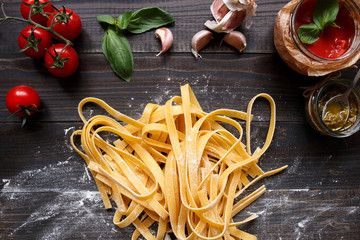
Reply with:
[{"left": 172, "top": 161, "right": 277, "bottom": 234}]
[
  {"left": 44, "top": 44, "right": 79, "bottom": 78},
  {"left": 47, "top": 8, "right": 82, "bottom": 41},
  {"left": 6, "top": 85, "right": 40, "bottom": 126},
  {"left": 21, "top": 0, "right": 54, "bottom": 26},
  {"left": 18, "top": 25, "right": 52, "bottom": 59}
]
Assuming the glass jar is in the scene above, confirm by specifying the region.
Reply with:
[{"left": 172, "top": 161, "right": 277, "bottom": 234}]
[
  {"left": 305, "top": 78, "right": 360, "bottom": 137},
  {"left": 289, "top": 0, "right": 360, "bottom": 63}
]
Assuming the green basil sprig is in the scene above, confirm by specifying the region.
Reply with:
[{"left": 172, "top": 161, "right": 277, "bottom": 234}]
[
  {"left": 102, "top": 28, "right": 133, "bottom": 82},
  {"left": 97, "top": 7, "right": 175, "bottom": 82},
  {"left": 297, "top": 0, "right": 339, "bottom": 44}
]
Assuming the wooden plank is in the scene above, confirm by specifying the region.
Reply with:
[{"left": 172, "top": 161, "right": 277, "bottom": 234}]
[
  {"left": 1, "top": 0, "right": 360, "bottom": 239},
  {"left": 1, "top": 122, "right": 360, "bottom": 190},
  {"left": 1, "top": 189, "right": 359, "bottom": 239},
  {"left": 0, "top": 52, "right": 317, "bottom": 123},
  {"left": 0, "top": 0, "right": 286, "bottom": 54}
]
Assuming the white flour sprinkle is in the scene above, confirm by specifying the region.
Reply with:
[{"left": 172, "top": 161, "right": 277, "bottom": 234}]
[
  {"left": 2, "top": 179, "right": 10, "bottom": 188},
  {"left": 64, "top": 126, "right": 75, "bottom": 136},
  {"left": 64, "top": 126, "right": 75, "bottom": 151},
  {"left": 36, "top": 145, "right": 41, "bottom": 154},
  {"left": 8, "top": 190, "right": 107, "bottom": 238},
  {"left": 80, "top": 165, "right": 92, "bottom": 183},
  {"left": 0, "top": 126, "right": 121, "bottom": 238},
  {"left": 1, "top": 158, "right": 91, "bottom": 194},
  {"left": 240, "top": 189, "right": 359, "bottom": 240},
  {"left": 1, "top": 156, "right": 117, "bottom": 239},
  {"left": 151, "top": 95, "right": 164, "bottom": 105}
]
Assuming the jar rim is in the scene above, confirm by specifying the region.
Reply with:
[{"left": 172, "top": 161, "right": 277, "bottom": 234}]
[
  {"left": 313, "top": 78, "right": 360, "bottom": 137},
  {"left": 290, "top": 0, "right": 360, "bottom": 63}
]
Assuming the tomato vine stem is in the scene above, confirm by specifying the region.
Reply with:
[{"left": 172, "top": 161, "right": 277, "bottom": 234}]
[{"left": 0, "top": 3, "right": 73, "bottom": 47}]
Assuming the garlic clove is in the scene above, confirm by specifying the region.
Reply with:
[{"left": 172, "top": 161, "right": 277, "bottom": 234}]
[
  {"left": 211, "top": 0, "right": 230, "bottom": 22},
  {"left": 222, "top": 31, "right": 247, "bottom": 52},
  {"left": 155, "top": 28, "right": 173, "bottom": 56},
  {"left": 222, "top": 10, "right": 246, "bottom": 30},
  {"left": 205, "top": 11, "right": 234, "bottom": 33},
  {"left": 191, "top": 30, "right": 213, "bottom": 58}
]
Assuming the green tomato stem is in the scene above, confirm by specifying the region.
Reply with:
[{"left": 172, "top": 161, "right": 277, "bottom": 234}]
[{"left": 0, "top": 3, "right": 73, "bottom": 47}]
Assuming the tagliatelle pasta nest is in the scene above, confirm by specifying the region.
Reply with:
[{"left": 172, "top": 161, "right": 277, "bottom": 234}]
[{"left": 71, "top": 84, "right": 287, "bottom": 240}]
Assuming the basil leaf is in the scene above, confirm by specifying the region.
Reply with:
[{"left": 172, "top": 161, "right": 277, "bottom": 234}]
[
  {"left": 117, "top": 11, "right": 133, "bottom": 30},
  {"left": 97, "top": 15, "right": 116, "bottom": 26},
  {"left": 297, "top": 23, "right": 321, "bottom": 44},
  {"left": 329, "top": 21, "right": 340, "bottom": 28},
  {"left": 313, "top": 0, "right": 339, "bottom": 30},
  {"left": 102, "top": 28, "right": 133, "bottom": 82},
  {"left": 126, "top": 7, "right": 175, "bottom": 34}
]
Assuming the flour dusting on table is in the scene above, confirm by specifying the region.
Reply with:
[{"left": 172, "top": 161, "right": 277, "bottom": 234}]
[{"left": 0, "top": 156, "right": 119, "bottom": 239}]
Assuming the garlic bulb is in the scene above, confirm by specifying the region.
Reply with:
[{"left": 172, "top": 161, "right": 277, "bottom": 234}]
[
  {"left": 191, "top": 30, "right": 213, "bottom": 58},
  {"left": 205, "top": 0, "right": 257, "bottom": 33},
  {"left": 155, "top": 28, "right": 173, "bottom": 56}
]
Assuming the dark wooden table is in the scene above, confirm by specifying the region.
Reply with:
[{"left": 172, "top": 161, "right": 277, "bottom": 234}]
[{"left": 1, "top": 0, "right": 360, "bottom": 239}]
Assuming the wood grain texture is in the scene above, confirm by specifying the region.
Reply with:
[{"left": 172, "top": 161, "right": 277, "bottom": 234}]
[
  {"left": 1, "top": 0, "right": 360, "bottom": 239},
  {"left": 1, "top": 122, "right": 360, "bottom": 188},
  {"left": 0, "top": 52, "right": 320, "bottom": 123},
  {"left": 1, "top": 122, "right": 360, "bottom": 239},
  {"left": 1, "top": 189, "right": 359, "bottom": 239}
]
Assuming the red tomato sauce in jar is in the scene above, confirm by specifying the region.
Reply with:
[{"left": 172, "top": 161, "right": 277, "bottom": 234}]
[{"left": 295, "top": 0, "right": 355, "bottom": 59}]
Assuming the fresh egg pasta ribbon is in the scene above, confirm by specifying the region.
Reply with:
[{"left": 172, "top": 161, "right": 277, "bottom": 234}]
[{"left": 71, "top": 84, "right": 287, "bottom": 240}]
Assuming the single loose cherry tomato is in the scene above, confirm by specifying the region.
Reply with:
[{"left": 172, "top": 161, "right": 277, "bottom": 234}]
[
  {"left": 47, "top": 8, "right": 82, "bottom": 41},
  {"left": 44, "top": 44, "right": 79, "bottom": 78},
  {"left": 21, "top": 0, "right": 54, "bottom": 26},
  {"left": 18, "top": 25, "right": 52, "bottom": 59},
  {"left": 6, "top": 85, "right": 40, "bottom": 119}
]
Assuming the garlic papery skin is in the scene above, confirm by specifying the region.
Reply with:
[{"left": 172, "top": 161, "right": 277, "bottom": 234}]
[
  {"left": 155, "top": 28, "right": 173, "bottom": 56},
  {"left": 205, "top": 11, "right": 234, "bottom": 33},
  {"left": 222, "top": 31, "right": 247, "bottom": 52},
  {"left": 205, "top": 0, "right": 257, "bottom": 33},
  {"left": 191, "top": 30, "right": 213, "bottom": 58}
]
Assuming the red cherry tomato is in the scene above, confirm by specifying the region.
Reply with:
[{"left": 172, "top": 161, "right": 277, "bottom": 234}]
[
  {"left": 47, "top": 8, "right": 82, "bottom": 41},
  {"left": 21, "top": 0, "right": 54, "bottom": 26},
  {"left": 6, "top": 85, "right": 40, "bottom": 118},
  {"left": 18, "top": 25, "right": 52, "bottom": 59},
  {"left": 44, "top": 44, "right": 79, "bottom": 78}
]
